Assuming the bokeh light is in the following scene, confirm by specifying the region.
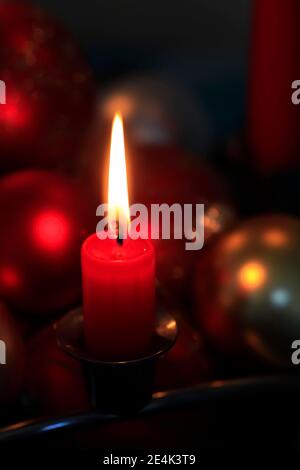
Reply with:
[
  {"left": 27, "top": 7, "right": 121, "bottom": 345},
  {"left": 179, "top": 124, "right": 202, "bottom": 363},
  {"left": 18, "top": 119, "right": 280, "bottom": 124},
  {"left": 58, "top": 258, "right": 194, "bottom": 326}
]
[
  {"left": 33, "top": 210, "right": 69, "bottom": 252},
  {"left": 238, "top": 261, "right": 266, "bottom": 291}
]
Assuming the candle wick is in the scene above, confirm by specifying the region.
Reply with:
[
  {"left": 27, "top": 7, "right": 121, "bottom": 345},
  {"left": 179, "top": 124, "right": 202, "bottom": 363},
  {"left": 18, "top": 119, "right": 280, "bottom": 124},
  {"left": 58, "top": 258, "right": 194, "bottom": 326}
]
[
  {"left": 117, "top": 233, "right": 123, "bottom": 246},
  {"left": 116, "top": 218, "right": 123, "bottom": 246}
]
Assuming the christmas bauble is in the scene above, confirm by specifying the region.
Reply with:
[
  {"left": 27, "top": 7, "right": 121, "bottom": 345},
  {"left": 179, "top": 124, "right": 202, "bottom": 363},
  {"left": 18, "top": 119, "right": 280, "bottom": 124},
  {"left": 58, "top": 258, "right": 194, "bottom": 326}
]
[
  {"left": 155, "top": 312, "right": 213, "bottom": 390},
  {"left": 0, "top": 170, "right": 93, "bottom": 316},
  {"left": 25, "top": 325, "right": 88, "bottom": 415},
  {"left": 131, "top": 146, "right": 233, "bottom": 304},
  {"left": 195, "top": 214, "right": 300, "bottom": 366},
  {"left": 0, "top": 302, "right": 24, "bottom": 405},
  {"left": 0, "top": 1, "right": 95, "bottom": 172},
  {"left": 99, "top": 75, "right": 212, "bottom": 153},
  {"left": 131, "top": 145, "right": 228, "bottom": 205}
]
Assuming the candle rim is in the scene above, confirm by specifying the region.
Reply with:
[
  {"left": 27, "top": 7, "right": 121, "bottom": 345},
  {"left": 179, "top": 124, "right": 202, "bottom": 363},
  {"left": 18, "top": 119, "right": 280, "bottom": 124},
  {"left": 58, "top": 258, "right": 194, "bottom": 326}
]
[{"left": 81, "top": 233, "right": 155, "bottom": 265}]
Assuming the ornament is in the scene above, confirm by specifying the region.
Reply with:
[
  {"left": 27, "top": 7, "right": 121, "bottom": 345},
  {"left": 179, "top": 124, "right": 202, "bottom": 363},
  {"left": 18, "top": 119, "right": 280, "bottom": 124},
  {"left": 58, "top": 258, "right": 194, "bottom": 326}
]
[
  {"left": 0, "top": 1, "right": 95, "bottom": 172},
  {"left": 155, "top": 312, "right": 213, "bottom": 390},
  {"left": 25, "top": 325, "right": 88, "bottom": 415},
  {"left": 195, "top": 214, "right": 300, "bottom": 366},
  {"left": 131, "top": 145, "right": 229, "bottom": 205},
  {"left": 99, "top": 74, "right": 212, "bottom": 153},
  {"left": 0, "top": 170, "right": 93, "bottom": 316},
  {"left": 0, "top": 302, "right": 24, "bottom": 405},
  {"left": 131, "top": 145, "right": 233, "bottom": 304}
]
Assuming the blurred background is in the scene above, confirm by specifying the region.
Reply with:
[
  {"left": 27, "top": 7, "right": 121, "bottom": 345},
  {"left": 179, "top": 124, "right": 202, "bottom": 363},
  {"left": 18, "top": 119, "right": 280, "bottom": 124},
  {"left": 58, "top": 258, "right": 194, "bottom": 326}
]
[
  {"left": 30, "top": 0, "right": 250, "bottom": 146},
  {"left": 30, "top": 0, "right": 250, "bottom": 55}
]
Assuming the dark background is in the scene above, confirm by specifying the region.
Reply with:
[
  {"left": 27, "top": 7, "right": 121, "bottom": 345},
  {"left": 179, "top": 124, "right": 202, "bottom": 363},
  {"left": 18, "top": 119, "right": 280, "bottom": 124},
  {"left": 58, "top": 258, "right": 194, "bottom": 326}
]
[
  {"left": 30, "top": 0, "right": 250, "bottom": 55},
  {"left": 29, "top": 0, "right": 251, "bottom": 146}
]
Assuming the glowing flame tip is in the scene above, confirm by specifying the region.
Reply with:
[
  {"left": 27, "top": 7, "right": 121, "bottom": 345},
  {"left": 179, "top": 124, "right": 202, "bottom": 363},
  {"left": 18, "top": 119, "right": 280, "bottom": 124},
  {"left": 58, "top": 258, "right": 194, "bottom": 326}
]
[{"left": 108, "top": 112, "right": 130, "bottom": 235}]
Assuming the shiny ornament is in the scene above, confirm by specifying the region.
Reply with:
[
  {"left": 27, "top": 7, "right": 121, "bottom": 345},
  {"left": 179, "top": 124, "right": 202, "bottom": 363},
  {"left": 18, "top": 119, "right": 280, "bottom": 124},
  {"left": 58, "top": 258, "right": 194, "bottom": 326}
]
[
  {"left": 0, "top": 170, "right": 93, "bottom": 316},
  {"left": 0, "top": 302, "right": 24, "bottom": 405},
  {"left": 99, "top": 75, "right": 212, "bottom": 153},
  {"left": 196, "top": 214, "right": 300, "bottom": 366},
  {"left": 0, "top": 1, "right": 95, "bottom": 172}
]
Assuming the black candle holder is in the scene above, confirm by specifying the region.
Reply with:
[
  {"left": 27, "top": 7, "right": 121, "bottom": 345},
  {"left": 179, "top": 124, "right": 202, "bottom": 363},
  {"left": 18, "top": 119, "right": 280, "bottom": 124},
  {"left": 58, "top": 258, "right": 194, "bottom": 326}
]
[{"left": 55, "top": 307, "right": 177, "bottom": 415}]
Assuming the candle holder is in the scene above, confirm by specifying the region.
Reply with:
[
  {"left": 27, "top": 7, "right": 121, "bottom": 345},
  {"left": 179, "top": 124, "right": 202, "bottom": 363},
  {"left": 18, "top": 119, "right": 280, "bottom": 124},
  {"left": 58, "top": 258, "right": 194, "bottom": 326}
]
[{"left": 55, "top": 307, "right": 178, "bottom": 415}]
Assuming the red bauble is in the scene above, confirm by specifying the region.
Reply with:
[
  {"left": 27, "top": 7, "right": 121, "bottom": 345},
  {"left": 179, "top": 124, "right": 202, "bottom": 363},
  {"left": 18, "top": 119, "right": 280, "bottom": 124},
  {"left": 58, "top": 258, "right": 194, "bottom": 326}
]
[
  {"left": 0, "top": 302, "right": 24, "bottom": 405},
  {"left": 0, "top": 1, "right": 95, "bottom": 172},
  {"left": 0, "top": 170, "right": 93, "bottom": 316},
  {"left": 155, "top": 313, "right": 213, "bottom": 390},
  {"left": 26, "top": 326, "right": 88, "bottom": 415},
  {"left": 131, "top": 145, "right": 233, "bottom": 303}
]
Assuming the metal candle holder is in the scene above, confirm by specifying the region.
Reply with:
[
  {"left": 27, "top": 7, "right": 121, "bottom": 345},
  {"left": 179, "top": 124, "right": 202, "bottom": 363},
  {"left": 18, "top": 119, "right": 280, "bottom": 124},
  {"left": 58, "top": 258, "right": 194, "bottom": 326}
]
[{"left": 55, "top": 307, "right": 178, "bottom": 415}]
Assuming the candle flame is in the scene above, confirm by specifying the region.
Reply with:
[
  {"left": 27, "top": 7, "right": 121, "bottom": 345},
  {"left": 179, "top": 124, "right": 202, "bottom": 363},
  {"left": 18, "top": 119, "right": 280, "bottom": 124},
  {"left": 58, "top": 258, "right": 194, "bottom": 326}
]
[{"left": 108, "top": 112, "right": 130, "bottom": 236}]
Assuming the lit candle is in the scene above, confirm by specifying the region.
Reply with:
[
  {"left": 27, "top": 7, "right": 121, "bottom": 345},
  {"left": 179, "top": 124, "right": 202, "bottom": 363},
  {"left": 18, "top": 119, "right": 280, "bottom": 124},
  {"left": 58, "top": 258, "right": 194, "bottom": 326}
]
[{"left": 81, "top": 113, "right": 155, "bottom": 361}]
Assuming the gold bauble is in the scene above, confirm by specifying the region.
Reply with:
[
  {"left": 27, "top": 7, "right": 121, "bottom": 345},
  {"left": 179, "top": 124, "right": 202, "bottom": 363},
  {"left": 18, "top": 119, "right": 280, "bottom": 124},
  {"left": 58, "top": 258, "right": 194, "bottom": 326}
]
[{"left": 196, "top": 214, "right": 300, "bottom": 366}]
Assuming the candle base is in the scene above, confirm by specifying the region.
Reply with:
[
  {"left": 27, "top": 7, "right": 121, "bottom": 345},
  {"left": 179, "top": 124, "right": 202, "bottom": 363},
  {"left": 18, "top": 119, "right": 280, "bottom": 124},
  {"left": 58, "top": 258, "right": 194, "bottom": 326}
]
[{"left": 55, "top": 307, "right": 178, "bottom": 414}]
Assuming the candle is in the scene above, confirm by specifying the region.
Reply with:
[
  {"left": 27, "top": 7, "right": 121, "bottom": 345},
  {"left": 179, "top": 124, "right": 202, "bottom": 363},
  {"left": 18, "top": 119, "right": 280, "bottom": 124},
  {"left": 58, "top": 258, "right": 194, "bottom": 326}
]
[
  {"left": 248, "top": 0, "right": 300, "bottom": 173},
  {"left": 82, "top": 113, "right": 155, "bottom": 361}
]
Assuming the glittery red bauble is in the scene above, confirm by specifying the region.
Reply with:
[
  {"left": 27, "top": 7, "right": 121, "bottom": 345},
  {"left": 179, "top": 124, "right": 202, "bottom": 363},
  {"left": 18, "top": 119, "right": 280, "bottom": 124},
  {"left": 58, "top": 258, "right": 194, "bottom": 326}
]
[
  {"left": 0, "top": 302, "right": 24, "bottom": 405},
  {"left": 0, "top": 1, "right": 95, "bottom": 172},
  {"left": 25, "top": 325, "right": 88, "bottom": 415},
  {"left": 0, "top": 170, "right": 93, "bottom": 316}
]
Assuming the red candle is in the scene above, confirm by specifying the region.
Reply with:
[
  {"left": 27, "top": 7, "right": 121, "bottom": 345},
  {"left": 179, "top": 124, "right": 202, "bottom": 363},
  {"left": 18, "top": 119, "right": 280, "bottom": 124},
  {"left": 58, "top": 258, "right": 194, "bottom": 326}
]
[
  {"left": 248, "top": 0, "right": 300, "bottom": 173},
  {"left": 82, "top": 113, "right": 155, "bottom": 360}
]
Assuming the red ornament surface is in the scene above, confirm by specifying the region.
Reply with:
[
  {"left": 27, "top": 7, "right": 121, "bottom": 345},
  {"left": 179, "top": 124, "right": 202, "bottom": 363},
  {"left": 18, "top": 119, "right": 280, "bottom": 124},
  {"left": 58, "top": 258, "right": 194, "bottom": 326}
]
[
  {"left": 155, "top": 312, "right": 213, "bottom": 390},
  {"left": 0, "top": 170, "right": 94, "bottom": 316},
  {"left": 0, "top": 0, "right": 95, "bottom": 172}
]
